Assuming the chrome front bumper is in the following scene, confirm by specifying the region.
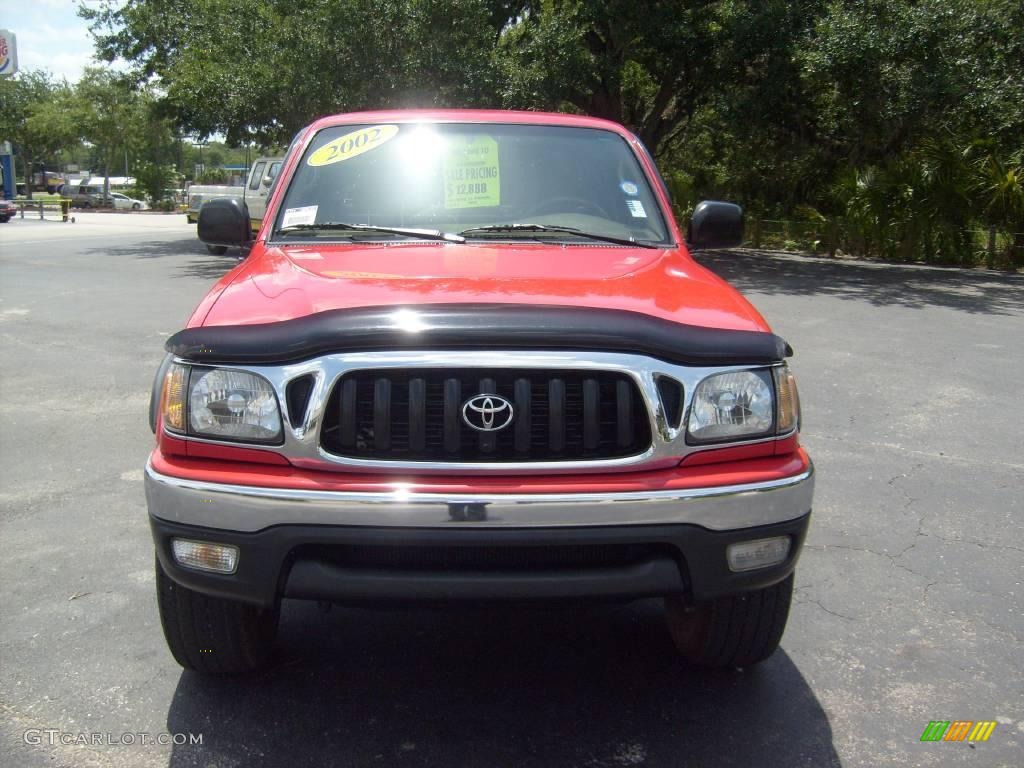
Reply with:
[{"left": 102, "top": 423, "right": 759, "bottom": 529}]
[{"left": 145, "top": 461, "right": 815, "bottom": 533}]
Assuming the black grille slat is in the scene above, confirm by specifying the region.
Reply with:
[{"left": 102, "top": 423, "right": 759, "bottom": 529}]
[
  {"left": 286, "top": 374, "right": 315, "bottom": 429},
  {"left": 656, "top": 375, "right": 685, "bottom": 429},
  {"left": 583, "top": 378, "right": 600, "bottom": 450},
  {"left": 514, "top": 378, "right": 531, "bottom": 453},
  {"left": 549, "top": 378, "right": 565, "bottom": 454},
  {"left": 443, "top": 378, "right": 461, "bottom": 453},
  {"left": 374, "top": 378, "right": 391, "bottom": 450},
  {"left": 616, "top": 379, "right": 634, "bottom": 448},
  {"left": 340, "top": 378, "right": 357, "bottom": 447},
  {"left": 408, "top": 378, "right": 426, "bottom": 452},
  {"left": 321, "top": 369, "right": 650, "bottom": 462}
]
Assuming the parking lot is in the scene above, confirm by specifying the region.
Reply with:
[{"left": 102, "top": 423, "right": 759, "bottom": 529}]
[{"left": 1, "top": 212, "right": 1021, "bottom": 767}]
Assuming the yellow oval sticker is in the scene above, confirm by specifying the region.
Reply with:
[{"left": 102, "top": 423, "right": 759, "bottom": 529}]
[{"left": 307, "top": 125, "right": 400, "bottom": 167}]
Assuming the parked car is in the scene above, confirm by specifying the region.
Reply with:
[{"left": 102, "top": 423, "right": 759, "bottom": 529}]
[
  {"left": 0, "top": 198, "right": 15, "bottom": 223},
  {"left": 64, "top": 184, "right": 112, "bottom": 209},
  {"left": 147, "top": 110, "right": 814, "bottom": 675},
  {"left": 110, "top": 192, "right": 149, "bottom": 210}
]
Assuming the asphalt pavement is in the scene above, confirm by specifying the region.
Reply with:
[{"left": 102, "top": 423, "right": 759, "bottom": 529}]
[{"left": 1, "top": 212, "right": 1021, "bottom": 767}]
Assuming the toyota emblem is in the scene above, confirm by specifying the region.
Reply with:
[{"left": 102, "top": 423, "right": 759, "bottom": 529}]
[{"left": 462, "top": 394, "right": 514, "bottom": 432}]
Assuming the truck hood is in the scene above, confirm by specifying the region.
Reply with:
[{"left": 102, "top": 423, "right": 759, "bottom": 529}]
[{"left": 197, "top": 242, "right": 769, "bottom": 333}]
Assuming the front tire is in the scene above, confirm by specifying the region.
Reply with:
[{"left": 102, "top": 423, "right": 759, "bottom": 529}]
[
  {"left": 132, "top": 202, "right": 141, "bottom": 210},
  {"left": 155, "top": 556, "right": 278, "bottom": 675},
  {"left": 205, "top": 244, "right": 229, "bottom": 255},
  {"left": 665, "top": 573, "right": 793, "bottom": 668}
]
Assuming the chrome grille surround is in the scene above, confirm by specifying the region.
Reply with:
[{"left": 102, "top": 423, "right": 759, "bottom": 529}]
[{"left": 169, "top": 350, "right": 794, "bottom": 474}]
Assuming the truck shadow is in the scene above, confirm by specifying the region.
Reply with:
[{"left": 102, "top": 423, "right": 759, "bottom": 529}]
[
  {"left": 83, "top": 238, "right": 242, "bottom": 281},
  {"left": 696, "top": 249, "right": 1024, "bottom": 317},
  {"left": 165, "top": 600, "right": 839, "bottom": 767}
]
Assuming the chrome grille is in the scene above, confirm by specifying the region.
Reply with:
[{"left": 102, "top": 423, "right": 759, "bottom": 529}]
[{"left": 320, "top": 369, "right": 651, "bottom": 462}]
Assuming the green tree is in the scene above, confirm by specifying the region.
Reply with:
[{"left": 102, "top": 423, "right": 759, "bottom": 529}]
[
  {"left": 82, "top": 0, "right": 1024, "bottom": 267},
  {"left": 134, "top": 160, "right": 179, "bottom": 203},
  {"left": 82, "top": 0, "right": 504, "bottom": 145},
  {"left": 976, "top": 147, "right": 1024, "bottom": 267},
  {"left": 0, "top": 71, "right": 78, "bottom": 198},
  {"left": 196, "top": 167, "right": 229, "bottom": 184},
  {"left": 84, "top": 0, "right": 821, "bottom": 156},
  {"left": 75, "top": 68, "right": 144, "bottom": 198},
  {"left": 499, "top": 1, "right": 822, "bottom": 156}
]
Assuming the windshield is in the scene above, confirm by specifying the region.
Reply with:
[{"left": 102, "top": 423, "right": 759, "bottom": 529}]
[{"left": 273, "top": 123, "right": 670, "bottom": 245}]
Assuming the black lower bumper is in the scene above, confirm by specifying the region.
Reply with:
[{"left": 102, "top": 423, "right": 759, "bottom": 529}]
[{"left": 150, "top": 513, "right": 811, "bottom": 608}]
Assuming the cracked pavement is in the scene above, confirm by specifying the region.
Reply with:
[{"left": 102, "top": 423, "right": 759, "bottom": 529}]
[
  {"left": 701, "top": 250, "right": 1023, "bottom": 766},
  {"left": 1, "top": 218, "right": 1022, "bottom": 767}
]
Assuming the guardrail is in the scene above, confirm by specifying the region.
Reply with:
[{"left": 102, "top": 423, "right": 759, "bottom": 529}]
[{"left": 14, "top": 198, "right": 73, "bottom": 222}]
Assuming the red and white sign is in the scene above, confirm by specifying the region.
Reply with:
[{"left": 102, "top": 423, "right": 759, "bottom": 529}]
[{"left": 0, "top": 30, "right": 18, "bottom": 77}]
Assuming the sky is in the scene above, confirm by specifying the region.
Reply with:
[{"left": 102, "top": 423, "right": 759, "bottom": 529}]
[{"left": 0, "top": 0, "right": 117, "bottom": 83}]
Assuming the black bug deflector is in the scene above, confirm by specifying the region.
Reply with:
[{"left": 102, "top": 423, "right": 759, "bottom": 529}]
[{"left": 165, "top": 304, "right": 793, "bottom": 366}]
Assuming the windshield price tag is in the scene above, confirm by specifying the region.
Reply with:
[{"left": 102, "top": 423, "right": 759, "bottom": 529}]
[
  {"left": 307, "top": 125, "right": 399, "bottom": 167},
  {"left": 626, "top": 200, "right": 647, "bottom": 218},
  {"left": 281, "top": 205, "right": 318, "bottom": 228},
  {"left": 444, "top": 135, "right": 500, "bottom": 209}
]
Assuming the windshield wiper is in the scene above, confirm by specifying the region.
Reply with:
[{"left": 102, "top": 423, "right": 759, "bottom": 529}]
[
  {"left": 278, "top": 222, "right": 465, "bottom": 242},
  {"left": 458, "top": 223, "right": 660, "bottom": 249}
]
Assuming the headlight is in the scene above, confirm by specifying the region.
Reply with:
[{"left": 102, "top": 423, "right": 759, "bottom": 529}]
[
  {"left": 162, "top": 364, "right": 282, "bottom": 443},
  {"left": 687, "top": 369, "right": 774, "bottom": 443},
  {"left": 190, "top": 368, "right": 282, "bottom": 442}
]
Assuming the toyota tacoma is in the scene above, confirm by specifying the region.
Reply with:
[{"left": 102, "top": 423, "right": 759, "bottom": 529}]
[{"left": 146, "top": 110, "right": 814, "bottom": 674}]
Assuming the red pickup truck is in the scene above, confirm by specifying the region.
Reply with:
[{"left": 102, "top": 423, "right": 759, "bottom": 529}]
[{"left": 146, "top": 110, "right": 814, "bottom": 674}]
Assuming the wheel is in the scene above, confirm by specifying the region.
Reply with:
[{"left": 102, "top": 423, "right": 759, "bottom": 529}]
[
  {"left": 664, "top": 573, "right": 793, "bottom": 668},
  {"left": 155, "top": 555, "right": 279, "bottom": 675},
  {"left": 132, "top": 202, "right": 141, "bottom": 210},
  {"left": 82, "top": 201, "right": 92, "bottom": 209},
  {"left": 206, "top": 244, "right": 229, "bottom": 255},
  {"left": 0, "top": 216, "right": 10, "bottom": 223}
]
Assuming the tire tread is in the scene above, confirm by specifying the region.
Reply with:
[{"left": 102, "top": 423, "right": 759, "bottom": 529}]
[
  {"left": 156, "top": 557, "right": 277, "bottom": 675},
  {"left": 668, "top": 574, "right": 793, "bottom": 668}
]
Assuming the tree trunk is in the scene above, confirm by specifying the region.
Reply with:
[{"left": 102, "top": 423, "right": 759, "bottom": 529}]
[{"left": 23, "top": 152, "right": 34, "bottom": 199}]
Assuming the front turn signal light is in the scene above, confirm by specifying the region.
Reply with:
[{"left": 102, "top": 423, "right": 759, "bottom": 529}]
[
  {"left": 172, "top": 538, "right": 239, "bottom": 574},
  {"left": 774, "top": 365, "right": 800, "bottom": 433},
  {"left": 162, "top": 363, "right": 188, "bottom": 432},
  {"left": 727, "top": 536, "right": 791, "bottom": 572}
]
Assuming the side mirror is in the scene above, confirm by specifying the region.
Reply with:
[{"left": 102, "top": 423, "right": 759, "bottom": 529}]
[
  {"left": 198, "top": 197, "right": 251, "bottom": 247},
  {"left": 261, "top": 175, "right": 274, "bottom": 188},
  {"left": 687, "top": 200, "right": 744, "bottom": 250}
]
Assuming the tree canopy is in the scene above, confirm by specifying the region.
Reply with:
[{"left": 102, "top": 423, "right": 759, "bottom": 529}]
[
  {"left": 0, "top": 71, "right": 78, "bottom": 196},
  {"left": 19, "top": 0, "right": 1024, "bottom": 263}
]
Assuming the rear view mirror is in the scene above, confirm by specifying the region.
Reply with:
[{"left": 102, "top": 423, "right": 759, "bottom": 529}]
[
  {"left": 687, "top": 200, "right": 744, "bottom": 250},
  {"left": 198, "top": 198, "right": 251, "bottom": 247}
]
